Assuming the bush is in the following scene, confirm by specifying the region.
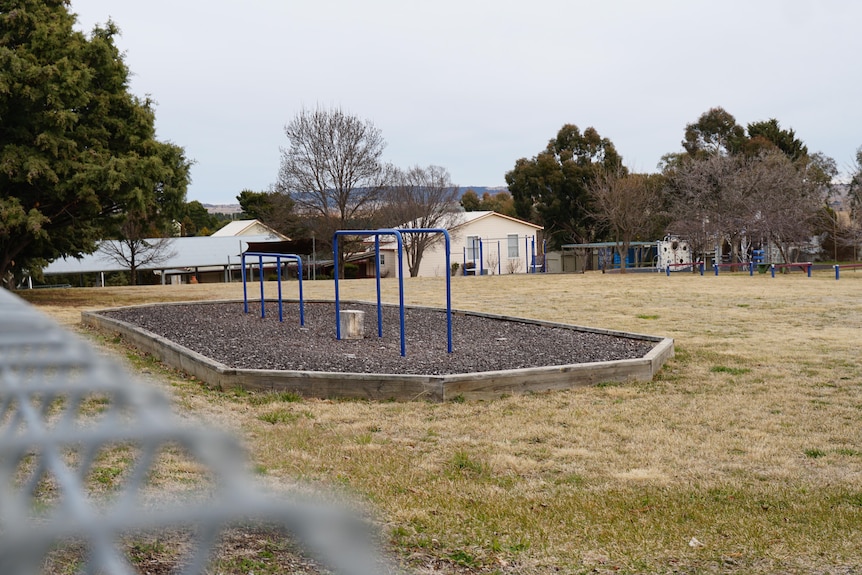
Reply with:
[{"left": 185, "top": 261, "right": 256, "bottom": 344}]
[{"left": 343, "top": 263, "right": 359, "bottom": 279}]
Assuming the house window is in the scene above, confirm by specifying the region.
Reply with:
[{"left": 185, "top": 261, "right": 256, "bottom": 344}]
[
  {"left": 507, "top": 234, "right": 519, "bottom": 258},
  {"left": 378, "top": 253, "right": 385, "bottom": 266},
  {"left": 466, "top": 236, "right": 480, "bottom": 260}
]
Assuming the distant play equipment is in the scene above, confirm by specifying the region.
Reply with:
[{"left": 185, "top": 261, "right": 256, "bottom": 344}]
[
  {"left": 333, "top": 228, "right": 453, "bottom": 356},
  {"left": 665, "top": 261, "right": 705, "bottom": 276},
  {"left": 241, "top": 251, "right": 305, "bottom": 325},
  {"left": 834, "top": 263, "right": 862, "bottom": 280},
  {"left": 770, "top": 262, "right": 812, "bottom": 277},
  {"left": 657, "top": 236, "right": 692, "bottom": 272}
]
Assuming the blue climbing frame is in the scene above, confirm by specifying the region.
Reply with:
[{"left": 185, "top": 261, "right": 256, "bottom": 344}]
[
  {"left": 241, "top": 252, "right": 305, "bottom": 325},
  {"left": 333, "top": 228, "right": 453, "bottom": 357}
]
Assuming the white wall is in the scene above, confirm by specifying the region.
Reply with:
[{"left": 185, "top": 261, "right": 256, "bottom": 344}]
[{"left": 379, "top": 214, "right": 542, "bottom": 278}]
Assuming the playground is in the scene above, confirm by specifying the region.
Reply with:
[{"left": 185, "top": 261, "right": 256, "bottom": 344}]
[
  {"left": 78, "top": 232, "right": 669, "bottom": 402},
  {"left": 19, "top": 270, "right": 862, "bottom": 574}
]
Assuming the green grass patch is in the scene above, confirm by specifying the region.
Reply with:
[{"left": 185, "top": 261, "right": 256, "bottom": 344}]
[
  {"left": 258, "top": 409, "right": 301, "bottom": 425},
  {"left": 447, "top": 548, "right": 479, "bottom": 568},
  {"left": 710, "top": 365, "right": 752, "bottom": 376},
  {"left": 248, "top": 391, "right": 303, "bottom": 405},
  {"left": 636, "top": 313, "right": 659, "bottom": 320},
  {"left": 448, "top": 450, "right": 487, "bottom": 477}
]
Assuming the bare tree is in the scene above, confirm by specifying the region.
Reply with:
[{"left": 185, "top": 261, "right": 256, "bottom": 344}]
[
  {"left": 588, "top": 170, "right": 661, "bottom": 273},
  {"left": 98, "top": 215, "right": 176, "bottom": 285},
  {"left": 749, "top": 152, "right": 824, "bottom": 263},
  {"left": 505, "top": 258, "right": 522, "bottom": 274},
  {"left": 665, "top": 152, "right": 824, "bottom": 265},
  {"left": 485, "top": 250, "right": 499, "bottom": 275},
  {"left": 382, "top": 165, "right": 460, "bottom": 277},
  {"left": 277, "top": 107, "right": 389, "bottom": 273},
  {"left": 664, "top": 154, "right": 757, "bottom": 264}
]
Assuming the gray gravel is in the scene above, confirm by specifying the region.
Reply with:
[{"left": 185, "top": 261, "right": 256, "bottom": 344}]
[{"left": 99, "top": 301, "right": 656, "bottom": 376}]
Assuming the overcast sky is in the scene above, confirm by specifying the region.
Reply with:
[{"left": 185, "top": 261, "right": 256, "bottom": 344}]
[{"left": 70, "top": 0, "right": 862, "bottom": 205}]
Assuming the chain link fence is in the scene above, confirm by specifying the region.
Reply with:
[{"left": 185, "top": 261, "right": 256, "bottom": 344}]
[{"left": 0, "top": 288, "right": 395, "bottom": 575}]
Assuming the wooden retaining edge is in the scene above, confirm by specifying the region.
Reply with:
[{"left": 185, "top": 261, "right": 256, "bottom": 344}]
[{"left": 82, "top": 301, "right": 674, "bottom": 403}]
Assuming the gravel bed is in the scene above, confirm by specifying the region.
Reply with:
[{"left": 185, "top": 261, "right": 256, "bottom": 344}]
[{"left": 99, "top": 301, "right": 656, "bottom": 376}]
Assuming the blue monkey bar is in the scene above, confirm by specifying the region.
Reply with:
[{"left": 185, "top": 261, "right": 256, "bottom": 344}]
[
  {"left": 333, "top": 228, "right": 453, "bottom": 357},
  {"left": 241, "top": 252, "right": 305, "bottom": 325}
]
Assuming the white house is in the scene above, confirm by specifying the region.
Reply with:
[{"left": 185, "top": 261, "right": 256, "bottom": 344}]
[
  {"left": 370, "top": 211, "right": 544, "bottom": 278},
  {"left": 211, "top": 219, "right": 288, "bottom": 239}
]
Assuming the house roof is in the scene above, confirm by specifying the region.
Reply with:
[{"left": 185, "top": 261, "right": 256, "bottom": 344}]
[
  {"left": 448, "top": 210, "right": 543, "bottom": 231},
  {"left": 211, "top": 219, "right": 288, "bottom": 239},
  {"left": 41, "top": 235, "right": 285, "bottom": 275},
  {"left": 368, "top": 211, "right": 543, "bottom": 248}
]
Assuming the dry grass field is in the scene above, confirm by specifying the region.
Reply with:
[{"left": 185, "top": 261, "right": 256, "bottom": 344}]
[{"left": 19, "top": 270, "right": 862, "bottom": 574}]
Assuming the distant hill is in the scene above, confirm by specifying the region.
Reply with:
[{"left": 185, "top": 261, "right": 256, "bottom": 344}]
[
  {"left": 203, "top": 203, "right": 243, "bottom": 215},
  {"left": 459, "top": 186, "right": 509, "bottom": 198},
  {"left": 201, "top": 187, "right": 509, "bottom": 214}
]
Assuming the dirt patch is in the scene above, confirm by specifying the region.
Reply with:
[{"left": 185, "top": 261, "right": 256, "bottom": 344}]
[{"left": 98, "top": 301, "right": 656, "bottom": 376}]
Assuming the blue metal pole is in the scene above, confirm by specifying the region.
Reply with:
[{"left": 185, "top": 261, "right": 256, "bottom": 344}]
[
  {"left": 666, "top": 265, "right": 670, "bottom": 277},
  {"left": 294, "top": 256, "right": 305, "bottom": 326},
  {"left": 241, "top": 253, "right": 249, "bottom": 313},
  {"left": 276, "top": 255, "right": 283, "bottom": 322},
  {"left": 334, "top": 233, "right": 341, "bottom": 340},
  {"left": 497, "top": 241, "right": 501, "bottom": 275},
  {"left": 835, "top": 265, "right": 840, "bottom": 280},
  {"left": 478, "top": 238, "right": 484, "bottom": 275},
  {"left": 531, "top": 237, "right": 535, "bottom": 273},
  {"left": 334, "top": 230, "right": 407, "bottom": 355},
  {"left": 463, "top": 247, "right": 467, "bottom": 276},
  {"left": 443, "top": 231, "right": 453, "bottom": 353},
  {"left": 771, "top": 264, "right": 776, "bottom": 278},
  {"left": 524, "top": 236, "right": 528, "bottom": 273},
  {"left": 402, "top": 228, "right": 453, "bottom": 353},
  {"left": 258, "top": 255, "right": 265, "bottom": 318},
  {"left": 714, "top": 263, "right": 719, "bottom": 276},
  {"left": 807, "top": 263, "right": 812, "bottom": 277},
  {"left": 395, "top": 232, "right": 405, "bottom": 356},
  {"left": 375, "top": 236, "right": 383, "bottom": 337}
]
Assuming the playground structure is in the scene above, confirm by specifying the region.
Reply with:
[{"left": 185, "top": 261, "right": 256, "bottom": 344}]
[
  {"left": 834, "top": 263, "right": 862, "bottom": 279},
  {"left": 664, "top": 260, "right": 816, "bottom": 277},
  {"left": 333, "top": 228, "right": 453, "bottom": 356},
  {"left": 84, "top": 302, "right": 673, "bottom": 402},
  {"left": 241, "top": 251, "right": 304, "bottom": 324},
  {"left": 83, "top": 226, "right": 673, "bottom": 402},
  {"left": 657, "top": 236, "right": 693, "bottom": 272}
]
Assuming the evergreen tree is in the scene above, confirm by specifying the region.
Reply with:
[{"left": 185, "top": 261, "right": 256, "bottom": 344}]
[{"left": 0, "top": 0, "right": 190, "bottom": 287}]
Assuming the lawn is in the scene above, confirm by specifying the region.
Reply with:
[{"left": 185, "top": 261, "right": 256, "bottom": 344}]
[{"left": 21, "top": 270, "right": 862, "bottom": 574}]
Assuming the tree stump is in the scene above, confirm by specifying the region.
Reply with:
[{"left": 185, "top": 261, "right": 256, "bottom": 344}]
[{"left": 340, "top": 310, "right": 365, "bottom": 340}]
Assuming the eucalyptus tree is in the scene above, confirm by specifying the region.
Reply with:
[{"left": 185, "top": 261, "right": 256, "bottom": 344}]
[{"left": 505, "top": 124, "right": 623, "bottom": 249}]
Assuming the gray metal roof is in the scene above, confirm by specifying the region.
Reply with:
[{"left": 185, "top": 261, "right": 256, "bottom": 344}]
[{"left": 41, "top": 235, "right": 284, "bottom": 275}]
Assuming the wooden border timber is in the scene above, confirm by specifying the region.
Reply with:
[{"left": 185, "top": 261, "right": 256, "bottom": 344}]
[{"left": 82, "top": 300, "right": 674, "bottom": 403}]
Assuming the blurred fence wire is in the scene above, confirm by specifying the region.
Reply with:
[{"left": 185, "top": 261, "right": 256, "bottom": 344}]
[{"left": 0, "top": 289, "right": 394, "bottom": 575}]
